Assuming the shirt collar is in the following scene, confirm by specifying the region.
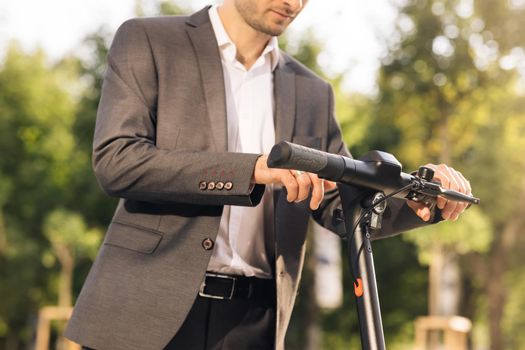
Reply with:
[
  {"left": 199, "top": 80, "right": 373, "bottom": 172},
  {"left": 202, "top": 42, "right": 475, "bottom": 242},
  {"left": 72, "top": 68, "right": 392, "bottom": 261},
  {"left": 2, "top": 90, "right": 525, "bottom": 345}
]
[{"left": 208, "top": 4, "right": 280, "bottom": 71}]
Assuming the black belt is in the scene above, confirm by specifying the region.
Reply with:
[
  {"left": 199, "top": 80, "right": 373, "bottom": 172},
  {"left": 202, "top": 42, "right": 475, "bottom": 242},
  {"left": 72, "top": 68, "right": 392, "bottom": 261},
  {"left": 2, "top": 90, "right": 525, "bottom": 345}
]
[{"left": 198, "top": 272, "right": 275, "bottom": 300}]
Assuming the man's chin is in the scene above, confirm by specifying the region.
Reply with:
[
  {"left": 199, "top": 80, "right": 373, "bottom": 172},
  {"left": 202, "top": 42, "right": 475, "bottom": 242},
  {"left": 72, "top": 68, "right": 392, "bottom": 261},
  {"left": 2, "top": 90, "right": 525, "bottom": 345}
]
[
  {"left": 246, "top": 15, "right": 291, "bottom": 37},
  {"left": 259, "top": 24, "right": 288, "bottom": 37}
]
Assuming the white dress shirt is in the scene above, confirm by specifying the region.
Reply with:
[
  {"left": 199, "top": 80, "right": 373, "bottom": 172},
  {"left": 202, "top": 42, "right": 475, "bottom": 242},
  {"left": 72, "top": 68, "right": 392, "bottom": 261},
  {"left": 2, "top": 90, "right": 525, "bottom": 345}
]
[{"left": 206, "top": 5, "right": 278, "bottom": 278}]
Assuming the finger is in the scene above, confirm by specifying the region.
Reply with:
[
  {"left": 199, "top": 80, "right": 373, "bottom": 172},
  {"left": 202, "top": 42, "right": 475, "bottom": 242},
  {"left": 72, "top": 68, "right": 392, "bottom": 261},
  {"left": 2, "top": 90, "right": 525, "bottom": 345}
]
[
  {"left": 436, "top": 164, "right": 459, "bottom": 220},
  {"left": 427, "top": 163, "right": 449, "bottom": 211},
  {"left": 457, "top": 171, "right": 472, "bottom": 195},
  {"left": 324, "top": 180, "right": 337, "bottom": 191},
  {"left": 448, "top": 169, "right": 469, "bottom": 221},
  {"left": 308, "top": 173, "right": 324, "bottom": 210},
  {"left": 281, "top": 170, "right": 299, "bottom": 202},
  {"left": 451, "top": 170, "right": 472, "bottom": 220},
  {"left": 294, "top": 171, "right": 312, "bottom": 203},
  {"left": 406, "top": 200, "right": 432, "bottom": 222}
]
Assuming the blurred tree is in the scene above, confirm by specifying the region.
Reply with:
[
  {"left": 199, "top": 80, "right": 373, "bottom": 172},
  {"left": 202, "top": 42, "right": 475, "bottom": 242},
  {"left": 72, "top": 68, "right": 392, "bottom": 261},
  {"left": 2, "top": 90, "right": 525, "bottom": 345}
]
[
  {"left": 136, "top": 0, "right": 188, "bottom": 17},
  {"left": 71, "top": 28, "right": 117, "bottom": 228},
  {"left": 9, "top": 0, "right": 522, "bottom": 348},
  {"left": 157, "top": 0, "right": 188, "bottom": 15},
  {"left": 0, "top": 43, "right": 79, "bottom": 348},
  {"left": 370, "top": 0, "right": 525, "bottom": 348},
  {"left": 43, "top": 210, "right": 100, "bottom": 308},
  {"left": 0, "top": 36, "right": 111, "bottom": 348}
]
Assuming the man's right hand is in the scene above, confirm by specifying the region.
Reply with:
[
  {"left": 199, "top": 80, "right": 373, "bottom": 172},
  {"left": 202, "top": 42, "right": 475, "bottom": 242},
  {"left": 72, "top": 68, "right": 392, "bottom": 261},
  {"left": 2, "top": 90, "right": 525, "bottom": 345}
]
[{"left": 252, "top": 155, "right": 336, "bottom": 210}]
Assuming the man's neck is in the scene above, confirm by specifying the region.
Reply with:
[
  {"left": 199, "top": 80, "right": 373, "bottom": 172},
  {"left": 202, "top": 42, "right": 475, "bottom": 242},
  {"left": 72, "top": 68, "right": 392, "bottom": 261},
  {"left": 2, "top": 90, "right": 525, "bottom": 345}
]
[{"left": 217, "top": 4, "right": 271, "bottom": 70}]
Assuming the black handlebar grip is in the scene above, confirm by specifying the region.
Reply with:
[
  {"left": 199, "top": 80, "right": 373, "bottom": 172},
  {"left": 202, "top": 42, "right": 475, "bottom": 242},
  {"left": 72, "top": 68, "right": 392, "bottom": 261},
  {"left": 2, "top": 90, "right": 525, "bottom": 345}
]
[
  {"left": 441, "top": 189, "right": 481, "bottom": 205},
  {"left": 267, "top": 141, "right": 346, "bottom": 181}
]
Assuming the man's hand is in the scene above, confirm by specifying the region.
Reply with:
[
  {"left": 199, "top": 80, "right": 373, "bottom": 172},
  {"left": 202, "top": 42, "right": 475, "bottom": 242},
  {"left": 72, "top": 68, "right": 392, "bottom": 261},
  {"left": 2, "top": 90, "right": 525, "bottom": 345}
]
[
  {"left": 407, "top": 163, "right": 472, "bottom": 222},
  {"left": 253, "top": 155, "right": 337, "bottom": 210}
]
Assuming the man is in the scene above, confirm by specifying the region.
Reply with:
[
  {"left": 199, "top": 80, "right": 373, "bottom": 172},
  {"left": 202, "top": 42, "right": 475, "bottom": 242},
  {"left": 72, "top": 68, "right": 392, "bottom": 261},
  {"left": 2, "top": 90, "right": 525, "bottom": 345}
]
[{"left": 65, "top": 1, "right": 471, "bottom": 349}]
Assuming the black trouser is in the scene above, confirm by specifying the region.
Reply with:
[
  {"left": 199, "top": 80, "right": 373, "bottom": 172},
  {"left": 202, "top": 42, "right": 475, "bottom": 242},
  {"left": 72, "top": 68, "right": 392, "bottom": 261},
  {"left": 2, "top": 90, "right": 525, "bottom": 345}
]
[{"left": 164, "top": 290, "right": 276, "bottom": 350}]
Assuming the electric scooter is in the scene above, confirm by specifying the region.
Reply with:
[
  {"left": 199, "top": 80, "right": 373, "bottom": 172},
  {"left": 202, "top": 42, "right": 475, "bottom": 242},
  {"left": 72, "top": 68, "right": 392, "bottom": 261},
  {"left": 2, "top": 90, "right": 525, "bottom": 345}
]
[{"left": 267, "top": 141, "right": 480, "bottom": 350}]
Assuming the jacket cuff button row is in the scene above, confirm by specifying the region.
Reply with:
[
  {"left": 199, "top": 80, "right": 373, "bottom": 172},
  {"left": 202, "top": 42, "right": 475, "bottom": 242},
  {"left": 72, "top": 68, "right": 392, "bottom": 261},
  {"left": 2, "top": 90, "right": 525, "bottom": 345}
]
[{"left": 198, "top": 181, "right": 233, "bottom": 191}]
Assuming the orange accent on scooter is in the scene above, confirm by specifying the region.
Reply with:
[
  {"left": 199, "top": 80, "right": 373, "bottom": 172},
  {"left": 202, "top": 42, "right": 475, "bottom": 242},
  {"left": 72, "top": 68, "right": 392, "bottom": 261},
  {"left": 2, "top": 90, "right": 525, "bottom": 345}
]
[{"left": 354, "top": 278, "right": 363, "bottom": 297}]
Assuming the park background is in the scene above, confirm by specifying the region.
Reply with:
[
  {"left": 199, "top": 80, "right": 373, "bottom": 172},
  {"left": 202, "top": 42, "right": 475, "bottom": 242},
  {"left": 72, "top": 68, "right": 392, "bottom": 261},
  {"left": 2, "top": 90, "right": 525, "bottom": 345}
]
[{"left": 1, "top": 0, "right": 524, "bottom": 349}]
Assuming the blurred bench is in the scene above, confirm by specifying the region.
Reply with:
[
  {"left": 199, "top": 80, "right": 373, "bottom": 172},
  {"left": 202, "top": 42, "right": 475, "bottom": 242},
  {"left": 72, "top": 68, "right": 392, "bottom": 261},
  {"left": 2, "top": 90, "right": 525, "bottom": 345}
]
[{"left": 414, "top": 315, "right": 472, "bottom": 350}]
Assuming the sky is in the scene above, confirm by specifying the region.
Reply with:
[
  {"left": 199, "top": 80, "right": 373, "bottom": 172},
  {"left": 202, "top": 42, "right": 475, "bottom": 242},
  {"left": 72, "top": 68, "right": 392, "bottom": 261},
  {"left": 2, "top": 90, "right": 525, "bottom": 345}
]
[{"left": 0, "top": 0, "right": 398, "bottom": 94}]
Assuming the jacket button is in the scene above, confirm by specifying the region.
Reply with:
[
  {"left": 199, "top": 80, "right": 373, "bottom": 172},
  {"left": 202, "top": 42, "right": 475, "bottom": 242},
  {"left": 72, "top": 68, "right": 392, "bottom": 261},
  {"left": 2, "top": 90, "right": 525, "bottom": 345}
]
[
  {"left": 207, "top": 181, "right": 216, "bottom": 190},
  {"left": 224, "top": 181, "right": 233, "bottom": 190},
  {"left": 202, "top": 238, "right": 214, "bottom": 251},
  {"left": 199, "top": 181, "right": 207, "bottom": 190},
  {"left": 216, "top": 181, "right": 224, "bottom": 190}
]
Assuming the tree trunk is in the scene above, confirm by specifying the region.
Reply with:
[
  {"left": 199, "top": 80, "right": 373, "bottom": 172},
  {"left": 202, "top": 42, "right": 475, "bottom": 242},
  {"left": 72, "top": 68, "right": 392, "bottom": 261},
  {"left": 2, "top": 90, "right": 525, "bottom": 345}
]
[
  {"left": 51, "top": 244, "right": 75, "bottom": 350},
  {"left": 0, "top": 209, "right": 7, "bottom": 255},
  {"left": 428, "top": 245, "right": 444, "bottom": 316},
  {"left": 5, "top": 332, "right": 18, "bottom": 350},
  {"left": 487, "top": 220, "right": 519, "bottom": 350},
  {"left": 53, "top": 244, "right": 75, "bottom": 307},
  {"left": 487, "top": 163, "right": 525, "bottom": 350},
  {"left": 428, "top": 246, "right": 461, "bottom": 316},
  {"left": 428, "top": 245, "right": 462, "bottom": 349},
  {"left": 59, "top": 259, "right": 74, "bottom": 308},
  {"left": 426, "top": 113, "right": 464, "bottom": 348}
]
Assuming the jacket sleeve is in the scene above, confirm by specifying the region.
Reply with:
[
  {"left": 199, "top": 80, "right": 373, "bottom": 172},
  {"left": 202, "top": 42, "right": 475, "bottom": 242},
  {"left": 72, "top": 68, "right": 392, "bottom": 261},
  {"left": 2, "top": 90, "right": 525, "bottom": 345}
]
[
  {"left": 311, "top": 84, "right": 438, "bottom": 240},
  {"left": 92, "top": 19, "right": 264, "bottom": 206}
]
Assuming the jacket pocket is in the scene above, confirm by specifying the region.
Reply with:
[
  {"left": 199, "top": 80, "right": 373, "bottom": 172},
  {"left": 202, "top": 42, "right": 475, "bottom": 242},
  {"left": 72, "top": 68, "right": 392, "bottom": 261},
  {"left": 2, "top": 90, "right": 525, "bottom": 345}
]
[{"left": 104, "top": 221, "right": 163, "bottom": 254}]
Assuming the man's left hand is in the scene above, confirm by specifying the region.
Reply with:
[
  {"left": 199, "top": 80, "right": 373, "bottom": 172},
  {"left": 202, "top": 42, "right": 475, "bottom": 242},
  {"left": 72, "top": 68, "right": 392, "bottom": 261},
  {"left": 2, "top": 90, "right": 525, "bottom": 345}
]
[{"left": 406, "top": 164, "right": 472, "bottom": 222}]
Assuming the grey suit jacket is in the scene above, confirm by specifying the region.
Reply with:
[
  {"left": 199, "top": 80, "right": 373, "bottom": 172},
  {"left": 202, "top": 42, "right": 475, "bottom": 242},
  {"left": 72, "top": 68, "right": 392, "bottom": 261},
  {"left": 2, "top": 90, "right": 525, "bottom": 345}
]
[{"left": 65, "top": 7, "right": 429, "bottom": 350}]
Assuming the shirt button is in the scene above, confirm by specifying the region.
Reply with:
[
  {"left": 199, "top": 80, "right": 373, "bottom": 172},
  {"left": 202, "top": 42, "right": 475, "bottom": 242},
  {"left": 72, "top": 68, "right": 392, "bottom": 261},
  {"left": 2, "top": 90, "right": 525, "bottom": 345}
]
[
  {"left": 224, "top": 182, "right": 233, "bottom": 190},
  {"left": 202, "top": 238, "right": 214, "bottom": 251},
  {"left": 207, "top": 182, "right": 216, "bottom": 190},
  {"left": 216, "top": 181, "right": 224, "bottom": 190},
  {"left": 199, "top": 181, "right": 207, "bottom": 190}
]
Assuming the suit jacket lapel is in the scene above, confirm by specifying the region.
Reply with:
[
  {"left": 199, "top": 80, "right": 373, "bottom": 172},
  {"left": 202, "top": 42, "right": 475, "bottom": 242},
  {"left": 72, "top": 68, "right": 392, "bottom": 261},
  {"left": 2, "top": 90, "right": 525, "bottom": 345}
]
[
  {"left": 186, "top": 7, "right": 297, "bottom": 151},
  {"left": 186, "top": 7, "right": 228, "bottom": 152},
  {"left": 270, "top": 55, "right": 297, "bottom": 264},
  {"left": 274, "top": 55, "right": 296, "bottom": 143}
]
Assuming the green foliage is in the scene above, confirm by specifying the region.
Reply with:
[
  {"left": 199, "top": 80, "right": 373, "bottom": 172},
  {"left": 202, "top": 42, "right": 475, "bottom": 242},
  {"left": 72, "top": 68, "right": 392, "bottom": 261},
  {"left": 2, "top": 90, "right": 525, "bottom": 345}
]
[
  {"left": 134, "top": 0, "right": 189, "bottom": 17},
  {"left": 157, "top": 0, "right": 188, "bottom": 16},
  {"left": 335, "top": 93, "right": 374, "bottom": 156},
  {"left": 405, "top": 206, "right": 492, "bottom": 264},
  {"left": 368, "top": 0, "right": 525, "bottom": 256},
  {"left": 503, "top": 263, "right": 525, "bottom": 348},
  {"left": 367, "top": 0, "right": 525, "bottom": 348},
  {"left": 0, "top": 38, "right": 111, "bottom": 346},
  {"left": 70, "top": 29, "right": 117, "bottom": 226},
  {"left": 43, "top": 209, "right": 101, "bottom": 262},
  {"left": 1, "top": 0, "right": 524, "bottom": 348}
]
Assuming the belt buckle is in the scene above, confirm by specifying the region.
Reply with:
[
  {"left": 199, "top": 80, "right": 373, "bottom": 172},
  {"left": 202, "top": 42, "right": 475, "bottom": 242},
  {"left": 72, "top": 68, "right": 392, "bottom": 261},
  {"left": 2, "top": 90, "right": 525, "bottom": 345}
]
[{"left": 199, "top": 273, "right": 237, "bottom": 300}]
